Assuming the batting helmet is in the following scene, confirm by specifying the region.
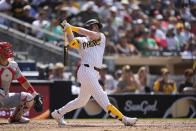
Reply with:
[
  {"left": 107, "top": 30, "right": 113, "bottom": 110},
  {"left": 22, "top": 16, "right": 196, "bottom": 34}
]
[
  {"left": 84, "top": 19, "right": 102, "bottom": 29},
  {"left": 0, "top": 42, "right": 13, "bottom": 58}
]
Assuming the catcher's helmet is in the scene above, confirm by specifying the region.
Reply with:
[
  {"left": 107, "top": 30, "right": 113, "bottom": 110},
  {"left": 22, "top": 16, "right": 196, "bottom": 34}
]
[
  {"left": 0, "top": 42, "right": 13, "bottom": 58},
  {"left": 84, "top": 19, "right": 102, "bottom": 29}
]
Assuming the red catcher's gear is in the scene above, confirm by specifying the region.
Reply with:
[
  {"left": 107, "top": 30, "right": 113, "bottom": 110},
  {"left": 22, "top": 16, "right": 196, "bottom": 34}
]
[{"left": 0, "top": 42, "right": 13, "bottom": 58}]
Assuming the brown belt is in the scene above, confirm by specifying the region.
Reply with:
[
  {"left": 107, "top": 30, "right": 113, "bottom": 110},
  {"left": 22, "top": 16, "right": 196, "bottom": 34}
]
[{"left": 84, "top": 64, "right": 101, "bottom": 72}]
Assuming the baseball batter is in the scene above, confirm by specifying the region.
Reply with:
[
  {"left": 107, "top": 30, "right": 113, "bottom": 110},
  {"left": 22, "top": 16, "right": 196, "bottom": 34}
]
[
  {"left": 51, "top": 19, "right": 137, "bottom": 126},
  {"left": 0, "top": 42, "right": 42, "bottom": 123}
]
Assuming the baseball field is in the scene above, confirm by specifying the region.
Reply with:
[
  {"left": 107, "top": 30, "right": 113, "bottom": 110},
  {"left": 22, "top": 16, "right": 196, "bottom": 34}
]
[{"left": 0, "top": 119, "right": 196, "bottom": 131}]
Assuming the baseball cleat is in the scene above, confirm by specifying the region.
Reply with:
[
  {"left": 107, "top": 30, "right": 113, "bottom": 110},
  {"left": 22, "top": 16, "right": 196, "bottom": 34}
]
[
  {"left": 122, "top": 116, "right": 137, "bottom": 126},
  {"left": 51, "top": 110, "right": 66, "bottom": 126},
  {"left": 8, "top": 116, "right": 30, "bottom": 124}
]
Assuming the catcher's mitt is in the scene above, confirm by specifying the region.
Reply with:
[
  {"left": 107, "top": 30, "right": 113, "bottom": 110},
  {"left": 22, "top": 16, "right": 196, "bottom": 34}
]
[{"left": 34, "top": 94, "right": 43, "bottom": 112}]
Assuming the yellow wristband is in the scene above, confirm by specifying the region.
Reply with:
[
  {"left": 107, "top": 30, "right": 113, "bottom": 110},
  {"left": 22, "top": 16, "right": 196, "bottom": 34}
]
[
  {"left": 66, "top": 26, "right": 72, "bottom": 35},
  {"left": 71, "top": 26, "right": 79, "bottom": 33},
  {"left": 69, "top": 39, "right": 80, "bottom": 49}
]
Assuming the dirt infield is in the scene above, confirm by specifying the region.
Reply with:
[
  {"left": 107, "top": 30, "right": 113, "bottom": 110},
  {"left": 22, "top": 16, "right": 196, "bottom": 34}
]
[{"left": 0, "top": 119, "right": 196, "bottom": 131}]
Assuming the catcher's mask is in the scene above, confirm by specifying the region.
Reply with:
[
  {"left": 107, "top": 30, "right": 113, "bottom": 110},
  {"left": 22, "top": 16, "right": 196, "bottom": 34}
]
[
  {"left": 0, "top": 42, "right": 13, "bottom": 58},
  {"left": 84, "top": 19, "right": 102, "bottom": 30}
]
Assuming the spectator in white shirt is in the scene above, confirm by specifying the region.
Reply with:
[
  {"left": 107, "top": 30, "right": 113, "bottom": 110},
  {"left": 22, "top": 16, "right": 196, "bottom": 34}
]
[
  {"left": 32, "top": 9, "right": 49, "bottom": 39},
  {"left": 166, "top": 24, "right": 180, "bottom": 51}
]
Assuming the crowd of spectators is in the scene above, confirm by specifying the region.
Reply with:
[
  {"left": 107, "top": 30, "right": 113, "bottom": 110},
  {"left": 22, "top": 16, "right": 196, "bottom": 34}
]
[
  {"left": 0, "top": 0, "right": 196, "bottom": 57},
  {"left": 43, "top": 61, "right": 195, "bottom": 95},
  {"left": 98, "top": 64, "right": 196, "bottom": 95}
]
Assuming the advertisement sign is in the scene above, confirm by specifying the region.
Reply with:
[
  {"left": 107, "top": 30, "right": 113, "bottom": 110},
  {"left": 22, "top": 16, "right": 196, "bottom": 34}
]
[
  {"left": 60, "top": 94, "right": 196, "bottom": 118},
  {"left": 113, "top": 94, "right": 196, "bottom": 118}
]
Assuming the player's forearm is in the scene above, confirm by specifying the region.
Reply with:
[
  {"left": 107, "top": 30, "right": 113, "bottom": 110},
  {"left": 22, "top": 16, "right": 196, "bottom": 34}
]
[
  {"left": 21, "top": 81, "right": 32, "bottom": 90},
  {"left": 17, "top": 76, "right": 37, "bottom": 97},
  {"left": 71, "top": 26, "right": 90, "bottom": 35},
  {"left": 66, "top": 25, "right": 80, "bottom": 49},
  {"left": 66, "top": 26, "right": 74, "bottom": 42},
  {"left": 22, "top": 81, "right": 37, "bottom": 97},
  {"left": 71, "top": 26, "right": 100, "bottom": 40}
]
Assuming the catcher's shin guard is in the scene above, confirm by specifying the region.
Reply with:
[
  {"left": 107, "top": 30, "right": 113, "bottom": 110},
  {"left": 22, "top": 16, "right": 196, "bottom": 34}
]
[
  {"left": 10, "top": 92, "right": 34, "bottom": 121},
  {"left": 107, "top": 104, "right": 123, "bottom": 121},
  {"left": 0, "top": 88, "right": 5, "bottom": 102}
]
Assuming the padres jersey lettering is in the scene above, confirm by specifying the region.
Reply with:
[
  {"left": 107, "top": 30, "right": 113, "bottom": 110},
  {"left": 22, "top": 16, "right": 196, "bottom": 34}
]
[
  {"left": 76, "top": 33, "right": 106, "bottom": 68},
  {"left": 82, "top": 40, "right": 101, "bottom": 49}
]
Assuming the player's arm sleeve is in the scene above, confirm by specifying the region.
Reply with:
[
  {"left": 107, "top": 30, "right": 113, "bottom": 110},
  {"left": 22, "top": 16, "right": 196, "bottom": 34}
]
[
  {"left": 14, "top": 63, "right": 23, "bottom": 80},
  {"left": 69, "top": 37, "right": 80, "bottom": 49},
  {"left": 15, "top": 64, "right": 37, "bottom": 97},
  {"left": 153, "top": 80, "right": 160, "bottom": 91},
  {"left": 66, "top": 25, "right": 80, "bottom": 49},
  {"left": 71, "top": 26, "right": 100, "bottom": 40}
]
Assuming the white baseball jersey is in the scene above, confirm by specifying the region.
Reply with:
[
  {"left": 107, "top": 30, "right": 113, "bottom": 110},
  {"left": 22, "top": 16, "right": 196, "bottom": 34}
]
[
  {"left": 76, "top": 33, "right": 106, "bottom": 68},
  {"left": 0, "top": 58, "right": 22, "bottom": 95},
  {"left": 57, "top": 32, "right": 111, "bottom": 116}
]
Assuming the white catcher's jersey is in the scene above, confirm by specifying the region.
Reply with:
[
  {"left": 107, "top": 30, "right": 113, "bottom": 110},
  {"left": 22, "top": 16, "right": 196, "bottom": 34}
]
[
  {"left": 76, "top": 33, "right": 106, "bottom": 68},
  {"left": 0, "top": 59, "right": 22, "bottom": 94}
]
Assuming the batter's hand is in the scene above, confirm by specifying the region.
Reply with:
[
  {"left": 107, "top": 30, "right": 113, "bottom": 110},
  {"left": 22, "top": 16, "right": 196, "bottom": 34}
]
[
  {"left": 63, "top": 23, "right": 71, "bottom": 32},
  {"left": 60, "top": 20, "right": 71, "bottom": 31},
  {"left": 60, "top": 20, "right": 67, "bottom": 28}
]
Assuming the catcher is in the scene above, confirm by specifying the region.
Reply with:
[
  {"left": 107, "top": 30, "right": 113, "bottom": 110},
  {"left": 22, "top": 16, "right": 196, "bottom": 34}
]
[{"left": 0, "top": 42, "right": 43, "bottom": 123}]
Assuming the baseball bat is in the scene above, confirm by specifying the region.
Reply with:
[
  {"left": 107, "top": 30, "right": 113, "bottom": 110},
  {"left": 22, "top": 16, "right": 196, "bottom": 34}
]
[{"left": 60, "top": 22, "right": 68, "bottom": 66}]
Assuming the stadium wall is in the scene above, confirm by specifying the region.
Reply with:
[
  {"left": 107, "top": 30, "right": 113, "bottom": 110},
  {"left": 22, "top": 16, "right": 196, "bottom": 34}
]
[{"left": 0, "top": 81, "right": 195, "bottom": 119}]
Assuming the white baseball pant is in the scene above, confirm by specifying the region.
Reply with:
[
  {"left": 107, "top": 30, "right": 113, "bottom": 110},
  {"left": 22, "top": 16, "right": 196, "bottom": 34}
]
[
  {"left": 58, "top": 64, "right": 110, "bottom": 115},
  {"left": 0, "top": 92, "right": 34, "bottom": 120}
]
